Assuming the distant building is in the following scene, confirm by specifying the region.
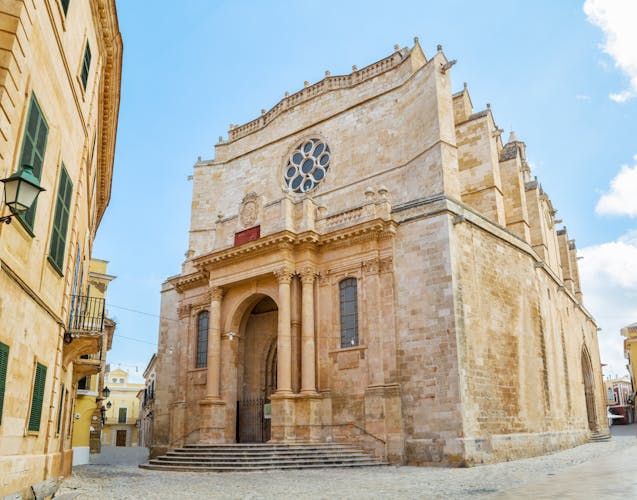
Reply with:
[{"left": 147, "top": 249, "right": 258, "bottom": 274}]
[
  {"left": 102, "top": 368, "right": 144, "bottom": 447},
  {"left": 605, "top": 377, "right": 633, "bottom": 425},
  {"left": 0, "top": 1, "right": 121, "bottom": 496},
  {"left": 70, "top": 259, "right": 116, "bottom": 464},
  {"left": 622, "top": 322, "right": 637, "bottom": 392},
  {"left": 153, "top": 40, "right": 606, "bottom": 466},
  {"left": 138, "top": 354, "right": 157, "bottom": 448}
]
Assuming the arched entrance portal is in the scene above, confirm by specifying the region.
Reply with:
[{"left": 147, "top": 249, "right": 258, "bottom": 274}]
[
  {"left": 236, "top": 296, "right": 278, "bottom": 442},
  {"left": 581, "top": 347, "right": 598, "bottom": 431}
]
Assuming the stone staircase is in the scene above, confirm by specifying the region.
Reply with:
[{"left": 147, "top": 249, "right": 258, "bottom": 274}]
[
  {"left": 140, "top": 442, "right": 388, "bottom": 472},
  {"left": 589, "top": 429, "right": 612, "bottom": 442}
]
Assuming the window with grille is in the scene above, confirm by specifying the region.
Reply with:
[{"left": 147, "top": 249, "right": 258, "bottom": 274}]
[
  {"left": 196, "top": 311, "right": 209, "bottom": 368},
  {"left": 80, "top": 42, "right": 91, "bottom": 90},
  {"left": 0, "top": 342, "right": 9, "bottom": 425},
  {"left": 28, "top": 363, "right": 47, "bottom": 432},
  {"left": 17, "top": 94, "right": 48, "bottom": 233},
  {"left": 48, "top": 165, "right": 73, "bottom": 274},
  {"left": 118, "top": 407, "right": 127, "bottom": 423},
  {"left": 339, "top": 278, "right": 359, "bottom": 348}
]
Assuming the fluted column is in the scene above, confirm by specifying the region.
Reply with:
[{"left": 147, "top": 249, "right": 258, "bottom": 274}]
[
  {"left": 300, "top": 268, "right": 317, "bottom": 394},
  {"left": 206, "top": 287, "right": 224, "bottom": 400},
  {"left": 274, "top": 267, "right": 293, "bottom": 394}
]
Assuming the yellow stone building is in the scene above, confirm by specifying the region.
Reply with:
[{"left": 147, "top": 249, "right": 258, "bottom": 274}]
[
  {"left": 0, "top": 1, "right": 121, "bottom": 496},
  {"left": 102, "top": 368, "right": 144, "bottom": 447},
  {"left": 622, "top": 322, "right": 637, "bottom": 397},
  {"left": 153, "top": 40, "right": 606, "bottom": 466},
  {"left": 70, "top": 259, "right": 116, "bottom": 465}
]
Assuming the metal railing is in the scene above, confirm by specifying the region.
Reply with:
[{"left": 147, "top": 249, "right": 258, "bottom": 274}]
[{"left": 68, "top": 294, "right": 105, "bottom": 333}]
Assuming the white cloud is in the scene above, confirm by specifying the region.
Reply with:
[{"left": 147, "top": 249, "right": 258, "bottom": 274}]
[
  {"left": 584, "top": 0, "right": 637, "bottom": 102},
  {"left": 580, "top": 232, "right": 637, "bottom": 377},
  {"left": 596, "top": 154, "right": 637, "bottom": 217}
]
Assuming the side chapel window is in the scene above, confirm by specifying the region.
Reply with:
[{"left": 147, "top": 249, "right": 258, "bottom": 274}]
[
  {"left": 339, "top": 278, "right": 359, "bottom": 348},
  {"left": 196, "top": 311, "right": 209, "bottom": 368}
]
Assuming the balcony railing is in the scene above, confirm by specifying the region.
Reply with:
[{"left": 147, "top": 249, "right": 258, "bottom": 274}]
[{"left": 68, "top": 294, "right": 105, "bottom": 334}]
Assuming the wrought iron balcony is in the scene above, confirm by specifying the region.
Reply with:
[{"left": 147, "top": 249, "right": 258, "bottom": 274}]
[
  {"left": 64, "top": 294, "right": 106, "bottom": 365},
  {"left": 68, "top": 294, "right": 106, "bottom": 334}
]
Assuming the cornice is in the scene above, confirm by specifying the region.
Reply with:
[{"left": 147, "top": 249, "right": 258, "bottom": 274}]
[
  {"left": 93, "top": 0, "right": 122, "bottom": 228},
  {"left": 171, "top": 270, "right": 209, "bottom": 293},
  {"left": 192, "top": 218, "right": 396, "bottom": 272}
]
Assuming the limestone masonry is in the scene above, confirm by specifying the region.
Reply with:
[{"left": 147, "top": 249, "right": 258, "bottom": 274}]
[{"left": 153, "top": 39, "right": 606, "bottom": 465}]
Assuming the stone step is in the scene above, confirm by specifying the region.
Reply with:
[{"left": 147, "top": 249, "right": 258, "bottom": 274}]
[
  {"left": 140, "top": 461, "right": 387, "bottom": 472},
  {"left": 141, "top": 442, "right": 387, "bottom": 472}
]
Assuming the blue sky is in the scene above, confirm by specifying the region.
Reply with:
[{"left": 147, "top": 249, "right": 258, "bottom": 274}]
[{"left": 96, "top": 1, "right": 637, "bottom": 379}]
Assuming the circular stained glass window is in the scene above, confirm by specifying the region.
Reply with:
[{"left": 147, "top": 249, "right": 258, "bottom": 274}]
[{"left": 284, "top": 138, "right": 331, "bottom": 194}]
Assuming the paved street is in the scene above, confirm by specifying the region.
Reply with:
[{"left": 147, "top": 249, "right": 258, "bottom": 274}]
[{"left": 58, "top": 426, "right": 637, "bottom": 499}]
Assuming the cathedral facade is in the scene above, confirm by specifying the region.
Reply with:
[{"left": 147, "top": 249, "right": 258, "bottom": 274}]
[{"left": 153, "top": 40, "right": 606, "bottom": 465}]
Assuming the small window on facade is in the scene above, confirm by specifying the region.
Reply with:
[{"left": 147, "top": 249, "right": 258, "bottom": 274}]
[
  {"left": 17, "top": 94, "right": 48, "bottom": 233},
  {"left": 80, "top": 42, "right": 91, "bottom": 90},
  {"left": 77, "top": 377, "right": 88, "bottom": 390},
  {"left": 0, "top": 342, "right": 9, "bottom": 425},
  {"left": 339, "top": 278, "right": 359, "bottom": 348},
  {"left": 48, "top": 165, "right": 73, "bottom": 274},
  {"left": 28, "top": 363, "right": 47, "bottom": 432},
  {"left": 118, "top": 407, "right": 127, "bottom": 423},
  {"left": 56, "top": 384, "right": 65, "bottom": 435},
  {"left": 60, "top": 0, "right": 70, "bottom": 15},
  {"left": 196, "top": 311, "right": 209, "bottom": 368}
]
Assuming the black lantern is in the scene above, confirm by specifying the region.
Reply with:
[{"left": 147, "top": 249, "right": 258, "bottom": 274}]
[
  {"left": 106, "top": 401, "right": 112, "bottom": 409},
  {"left": 102, "top": 386, "right": 111, "bottom": 398},
  {"left": 0, "top": 164, "right": 45, "bottom": 224}
]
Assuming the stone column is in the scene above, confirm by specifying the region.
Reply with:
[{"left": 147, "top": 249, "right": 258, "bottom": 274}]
[
  {"left": 300, "top": 268, "right": 317, "bottom": 394},
  {"left": 206, "top": 287, "right": 224, "bottom": 401},
  {"left": 274, "top": 267, "right": 293, "bottom": 394}
]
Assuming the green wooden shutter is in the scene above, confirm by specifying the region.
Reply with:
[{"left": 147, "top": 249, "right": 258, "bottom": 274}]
[
  {"left": 56, "top": 384, "right": 65, "bottom": 434},
  {"left": 0, "top": 342, "right": 9, "bottom": 425},
  {"left": 81, "top": 42, "right": 91, "bottom": 90},
  {"left": 60, "top": 0, "right": 70, "bottom": 15},
  {"left": 17, "top": 95, "right": 48, "bottom": 232},
  {"left": 28, "top": 363, "right": 47, "bottom": 432},
  {"left": 118, "top": 407, "right": 127, "bottom": 423},
  {"left": 48, "top": 166, "right": 73, "bottom": 274}
]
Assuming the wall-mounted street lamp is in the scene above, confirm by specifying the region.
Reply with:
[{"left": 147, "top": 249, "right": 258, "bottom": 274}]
[
  {"left": 102, "top": 386, "right": 111, "bottom": 398},
  {"left": 106, "top": 401, "right": 112, "bottom": 409},
  {"left": 0, "top": 165, "right": 45, "bottom": 224}
]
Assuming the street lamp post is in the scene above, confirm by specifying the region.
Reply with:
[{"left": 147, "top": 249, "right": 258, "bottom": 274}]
[{"left": 0, "top": 164, "right": 45, "bottom": 224}]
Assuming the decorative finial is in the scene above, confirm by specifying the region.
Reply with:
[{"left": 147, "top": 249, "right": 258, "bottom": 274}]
[
  {"left": 437, "top": 44, "right": 443, "bottom": 52},
  {"left": 394, "top": 44, "right": 400, "bottom": 51},
  {"left": 218, "top": 136, "right": 223, "bottom": 143},
  {"left": 229, "top": 124, "right": 234, "bottom": 130},
  {"left": 261, "top": 109, "right": 266, "bottom": 115},
  {"left": 508, "top": 131, "right": 518, "bottom": 143},
  {"left": 325, "top": 70, "right": 331, "bottom": 77},
  {"left": 463, "top": 82, "right": 468, "bottom": 90},
  {"left": 304, "top": 81, "right": 309, "bottom": 88},
  {"left": 413, "top": 36, "right": 419, "bottom": 44},
  {"left": 285, "top": 91, "right": 290, "bottom": 97},
  {"left": 364, "top": 187, "right": 375, "bottom": 200},
  {"left": 486, "top": 102, "right": 491, "bottom": 109},
  {"left": 352, "top": 65, "right": 358, "bottom": 72},
  {"left": 197, "top": 156, "right": 202, "bottom": 162}
]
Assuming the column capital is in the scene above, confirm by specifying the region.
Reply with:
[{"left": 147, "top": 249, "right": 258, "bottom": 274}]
[
  {"left": 299, "top": 266, "right": 318, "bottom": 284},
  {"left": 210, "top": 286, "right": 225, "bottom": 302},
  {"left": 177, "top": 303, "right": 192, "bottom": 319},
  {"left": 273, "top": 266, "right": 295, "bottom": 284}
]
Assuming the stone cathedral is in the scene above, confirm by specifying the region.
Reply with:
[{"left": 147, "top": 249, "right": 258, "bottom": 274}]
[{"left": 153, "top": 39, "right": 606, "bottom": 465}]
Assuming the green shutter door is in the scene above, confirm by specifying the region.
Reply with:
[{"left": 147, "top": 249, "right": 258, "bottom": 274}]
[
  {"left": 0, "top": 343, "right": 9, "bottom": 425},
  {"left": 48, "top": 166, "right": 73, "bottom": 273},
  {"left": 81, "top": 43, "right": 91, "bottom": 90},
  {"left": 18, "top": 95, "right": 48, "bottom": 232},
  {"left": 28, "top": 363, "right": 47, "bottom": 432}
]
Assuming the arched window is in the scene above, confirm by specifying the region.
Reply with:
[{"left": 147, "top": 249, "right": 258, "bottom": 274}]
[
  {"left": 196, "top": 311, "right": 209, "bottom": 368},
  {"left": 339, "top": 278, "right": 358, "bottom": 348}
]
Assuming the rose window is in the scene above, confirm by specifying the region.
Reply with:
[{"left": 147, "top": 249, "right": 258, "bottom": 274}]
[{"left": 284, "top": 138, "right": 331, "bottom": 193}]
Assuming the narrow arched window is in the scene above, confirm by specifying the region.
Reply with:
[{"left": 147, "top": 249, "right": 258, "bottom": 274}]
[
  {"left": 196, "top": 311, "right": 209, "bottom": 368},
  {"left": 339, "top": 278, "right": 358, "bottom": 348}
]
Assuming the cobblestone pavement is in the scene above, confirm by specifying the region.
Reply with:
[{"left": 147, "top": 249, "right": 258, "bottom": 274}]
[{"left": 58, "top": 428, "right": 637, "bottom": 499}]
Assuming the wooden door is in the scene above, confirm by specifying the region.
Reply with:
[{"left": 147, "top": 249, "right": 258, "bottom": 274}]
[{"left": 116, "top": 430, "right": 127, "bottom": 446}]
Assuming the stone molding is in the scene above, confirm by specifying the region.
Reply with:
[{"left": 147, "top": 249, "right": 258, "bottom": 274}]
[{"left": 273, "top": 266, "right": 295, "bottom": 284}]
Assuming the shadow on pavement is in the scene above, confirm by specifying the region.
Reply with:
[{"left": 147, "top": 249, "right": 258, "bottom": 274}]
[{"left": 89, "top": 446, "right": 149, "bottom": 465}]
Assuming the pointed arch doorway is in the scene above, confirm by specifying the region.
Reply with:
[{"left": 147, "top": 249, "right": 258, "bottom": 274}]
[
  {"left": 581, "top": 347, "right": 598, "bottom": 431},
  {"left": 236, "top": 296, "right": 278, "bottom": 443}
]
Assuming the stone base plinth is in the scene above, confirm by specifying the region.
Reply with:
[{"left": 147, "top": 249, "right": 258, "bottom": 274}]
[
  {"left": 270, "top": 393, "right": 323, "bottom": 442},
  {"left": 198, "top": 398, "right": 227, "bottom": 443}
]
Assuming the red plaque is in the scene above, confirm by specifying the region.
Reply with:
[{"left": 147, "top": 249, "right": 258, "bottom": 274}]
[{"left": 234, "top": 226, "right": 261, "bottom": 246}]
